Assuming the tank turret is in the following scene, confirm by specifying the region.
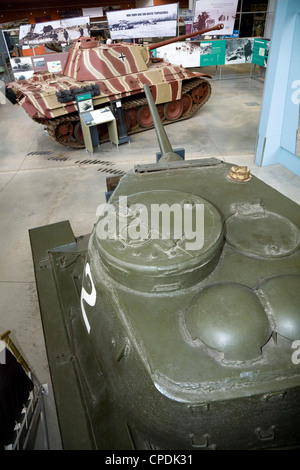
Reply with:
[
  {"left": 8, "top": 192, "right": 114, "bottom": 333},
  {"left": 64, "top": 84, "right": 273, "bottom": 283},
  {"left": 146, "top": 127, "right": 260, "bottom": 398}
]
[
  {"left": 6, "top": 24, "right": 223, "bottom": 148},
  {"left": 29, "top": 84, "right": 300, "bottom": 450}
]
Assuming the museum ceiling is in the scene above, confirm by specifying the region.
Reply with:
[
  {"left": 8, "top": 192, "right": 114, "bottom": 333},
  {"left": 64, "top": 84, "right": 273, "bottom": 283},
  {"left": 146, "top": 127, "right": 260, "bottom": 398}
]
[{"left": 1, "top": 0, "right": 135, "bottom": 13}]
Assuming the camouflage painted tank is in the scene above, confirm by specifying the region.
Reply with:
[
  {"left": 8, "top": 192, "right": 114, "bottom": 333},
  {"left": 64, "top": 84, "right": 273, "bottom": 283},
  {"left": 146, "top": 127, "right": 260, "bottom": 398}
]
[
  {"left": 6, "top": 23, "right": 224, "bottom": 148},
  {"left": 29, "top": 85, "right": 300, "bottom": 450}
]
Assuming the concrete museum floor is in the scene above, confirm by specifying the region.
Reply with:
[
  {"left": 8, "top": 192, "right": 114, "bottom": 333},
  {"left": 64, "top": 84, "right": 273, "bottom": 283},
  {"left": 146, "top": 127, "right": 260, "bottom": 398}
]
[{"left": 0, "top": 67, "right": 300, "bottom": 449}]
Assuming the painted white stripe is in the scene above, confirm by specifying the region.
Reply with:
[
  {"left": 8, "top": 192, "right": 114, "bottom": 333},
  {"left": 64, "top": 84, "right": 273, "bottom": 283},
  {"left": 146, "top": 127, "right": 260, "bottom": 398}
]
[{"left": 29, "top": 94, "right": 51, "bottom": 117}]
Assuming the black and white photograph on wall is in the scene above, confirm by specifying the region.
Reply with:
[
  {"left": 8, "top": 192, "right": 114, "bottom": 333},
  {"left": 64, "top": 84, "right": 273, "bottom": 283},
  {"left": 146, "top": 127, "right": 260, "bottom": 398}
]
[
  {"left": 193, "top": 0, "right": 238, "bottom": 36},
  {"left": 106, "top": 4, "right": 178, "bottom": 40},
  {"left": 32, "top": 57, "right": 46, "bottom": 68},
  {"left": 19, "top": 16, "right": 90, "bottom": 45},
  {"left": 181, "top": 10, "right": 194, "bottom": 23},
  {"left": 10, "top": 56, "right": 33, "bottom": 73},
  {"left": 0, "top": 18, "right": 29, "bottom": 30},
  {"left": 225, "top": 38, "right": 254, "bottom": 64},
  {"left": 155, "top": 41, "right": 201, "bottom": 68},
  {"left": 77, "top": 97, "right": 94, "bottom": 114},
  {"left": 10, "top": 56, "right": 34, "bottom": 80}
]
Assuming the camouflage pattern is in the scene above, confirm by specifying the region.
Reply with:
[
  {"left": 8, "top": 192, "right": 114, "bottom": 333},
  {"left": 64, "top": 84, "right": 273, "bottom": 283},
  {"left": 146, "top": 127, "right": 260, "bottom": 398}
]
[{"left": 6, "top": 24, "right": 223, "bottom": 147}]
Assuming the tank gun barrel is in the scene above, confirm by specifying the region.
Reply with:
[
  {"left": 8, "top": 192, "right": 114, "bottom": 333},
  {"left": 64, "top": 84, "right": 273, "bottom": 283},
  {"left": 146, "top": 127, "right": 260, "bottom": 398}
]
[
  {"left": 148, "top": 23, "right": 224, "bottom": 51},
  {"left": 143, "top": 84, "right": 182, "bottom": 163}
]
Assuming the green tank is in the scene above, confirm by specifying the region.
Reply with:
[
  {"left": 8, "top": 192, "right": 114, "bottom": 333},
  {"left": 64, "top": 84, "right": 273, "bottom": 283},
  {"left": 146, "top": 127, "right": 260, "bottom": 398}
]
[{"left": 29, "top": 85, "right": 300, "bottom": 450}]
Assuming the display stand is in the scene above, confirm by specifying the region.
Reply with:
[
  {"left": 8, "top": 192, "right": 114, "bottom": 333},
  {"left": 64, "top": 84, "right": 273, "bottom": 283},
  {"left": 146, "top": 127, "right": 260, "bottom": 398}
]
[
  {"left": 110, "top": 100, "right": 131, "bottom": 144},
  {"left": 79, "top": 107, "right": 118, "bottom": 154}
]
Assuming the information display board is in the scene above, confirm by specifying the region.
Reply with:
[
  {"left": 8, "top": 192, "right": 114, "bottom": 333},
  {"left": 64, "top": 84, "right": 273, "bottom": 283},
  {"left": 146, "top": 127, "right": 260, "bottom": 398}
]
[
  {"left": 225, "top": 38, "right": 254, "bottom": 64},
  {"left": 79, "top": 106, "right": 118, "bottom": 153},
  {"left": 76, "top": 92, "right": 94, "bottom": 114},
  {"left": 154, "top": 42, "right": 201, "bottom": 68},
  {"left": 252, "top": 38, "right": 269, "bottom": 67},
  {"left": 193, "top": 0, "right": 239, "bottom": 36},
  {"left": 148, "top": 37, "right": 270, "bottom": 71},
  {"left": 106, "top": 4, "right": 178, "bottom": 40},
  {"left": 19, "top": 16, "right": 90, "bottom": 45},
  {"left": 200, "top": 40, "right": 226, "bottom": 66}
]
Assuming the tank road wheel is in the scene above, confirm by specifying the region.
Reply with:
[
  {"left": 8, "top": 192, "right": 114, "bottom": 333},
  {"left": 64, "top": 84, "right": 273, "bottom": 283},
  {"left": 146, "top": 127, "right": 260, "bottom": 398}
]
[
  {"left": 55, "top": 121, "right": 74, "bottom": 142},
  {"left": 127, "top": 108, "right": 138, "bottom": 129},
  {"left": 123, "top": 111, "right": 132, "bottom": 132},
  {"left": 191, "top": 82, "right": 210, "bottom": 104},
  {"left": 157, "top": 104, "right": 166, "bottom": 121},
  {"left": 164, "top": 100, "right": 184, "bottom": 121},
  {"left": 74, "top": 122, "right": 84, "bottom": 145},
  {"left": 137, "top": 104, "right": 153, "bottom": 128},
  {"left": 181, "top": 93, "right": 193, "bottom": 117}
]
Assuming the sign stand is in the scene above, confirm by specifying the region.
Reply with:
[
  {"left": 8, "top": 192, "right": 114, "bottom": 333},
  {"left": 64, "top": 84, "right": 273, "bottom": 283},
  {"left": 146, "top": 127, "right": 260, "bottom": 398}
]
[
  {"left": 110, "top": 100, "right": 131, "bottom": 145},
  {"left": 76, "top": 93, "right": 118, "bottom": 153}
]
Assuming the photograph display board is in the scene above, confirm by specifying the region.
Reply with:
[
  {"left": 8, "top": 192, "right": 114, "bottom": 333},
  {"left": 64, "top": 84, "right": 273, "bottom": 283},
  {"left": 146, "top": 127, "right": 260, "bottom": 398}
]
[
  {"left": 154, "top": 42, "right": 201, "bottom": 68},
  {"left": 76, "top": 93, "right": 94, "bottom": 114},
  {"left": 19, "top": 16, "right": 90, "bottom": 45},
  {"left": 0, "top": 19, "right": 29, "bottom": 30},
  {"left": 10, "top": 57, "right": 34, "bottom": 81},
  {"left": 193, "top": 0, "right": 238, "bottom": 36},
  {"left": 106, "top": 4, "right": 178, "bottom": 40},
  {"left": 10, "top": 52, "right": 69, "bottom": 81},
  {"left": 225, "top": 38, "right": 254, "bottom": 64},
  {"left": 154, "top": 37, "right": 268, "bottom": 70}
]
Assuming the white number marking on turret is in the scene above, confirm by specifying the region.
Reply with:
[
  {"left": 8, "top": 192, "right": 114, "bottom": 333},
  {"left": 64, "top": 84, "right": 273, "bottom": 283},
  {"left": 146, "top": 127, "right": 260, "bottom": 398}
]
[{"left": 80, "top": 263, "right": 96, "bottom": 334}]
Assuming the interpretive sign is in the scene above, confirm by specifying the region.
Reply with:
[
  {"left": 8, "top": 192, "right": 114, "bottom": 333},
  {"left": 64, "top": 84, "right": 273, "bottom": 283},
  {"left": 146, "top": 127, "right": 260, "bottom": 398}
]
[
  {"left": 106, "top": 4, "right": 178, "bottom": 40},
  {"left": 19, "top": 16, "right": 90, "bottom": 45},
  {"left": 252, "top": 38, "right": 269, "bottom": 67},
  {"left": 193, "top": 0, "right": 239, "bottom": 36},
  {"left": 200, "top": 40, "right": 226, "bottom": 66}
]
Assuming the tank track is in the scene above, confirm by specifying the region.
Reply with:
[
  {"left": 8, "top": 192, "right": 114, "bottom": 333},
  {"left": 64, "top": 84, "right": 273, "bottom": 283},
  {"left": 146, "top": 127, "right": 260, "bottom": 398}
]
[{"left": 44, "top": 78, "right": 211, "bottom": 149}]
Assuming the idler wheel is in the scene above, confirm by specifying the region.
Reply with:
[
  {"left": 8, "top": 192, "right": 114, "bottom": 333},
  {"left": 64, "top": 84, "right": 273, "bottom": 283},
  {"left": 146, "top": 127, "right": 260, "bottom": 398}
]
[
  {"left": 137, "top": 104, "right": 153, "bottom": 128},
  {"left": 55, "top": 121, "right": 73, "bottom": 141},
  {"left": 157, "top": 104, "right": 166, "bottom": 121},
  {"left": 74, "top": 122, "right": 84, "bottom": 144},
  {"left": 192, "top": 83, "right": 210, "bottom": 104},
  {"left": 181, "top": 93, "right": 193, "bottom": 116},
  {"left": 164, "top": 100, "right": 183, "bottom": 121}
]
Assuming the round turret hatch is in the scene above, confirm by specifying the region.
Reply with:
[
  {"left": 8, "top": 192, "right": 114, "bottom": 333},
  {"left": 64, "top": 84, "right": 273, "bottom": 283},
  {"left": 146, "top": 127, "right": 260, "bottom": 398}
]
[
  {"left": 184, "top": 283, "right": 272, "bottom": 361},
  {"left": 93, "top": 190, "right": 224, "bottom": 292},
  {"left": 225, "top": 210, "right": 300, "bottom": 258}
]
